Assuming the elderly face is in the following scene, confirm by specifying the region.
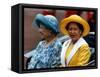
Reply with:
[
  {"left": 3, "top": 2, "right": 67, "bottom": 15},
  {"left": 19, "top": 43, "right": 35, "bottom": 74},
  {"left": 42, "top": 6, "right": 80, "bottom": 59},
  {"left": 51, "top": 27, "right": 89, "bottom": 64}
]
[
  {"left": 67, "top": 22, "right": 82, "bottom": 42},
  {"left": 38, "top": 25, "right": 52, "bottom": 40}
]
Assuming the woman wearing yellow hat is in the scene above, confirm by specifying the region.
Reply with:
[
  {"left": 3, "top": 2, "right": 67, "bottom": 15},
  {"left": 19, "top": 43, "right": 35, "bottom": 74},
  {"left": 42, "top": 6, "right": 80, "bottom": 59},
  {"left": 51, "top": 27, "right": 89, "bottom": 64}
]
[{"left": 60, "top": 15, "right": 91, "bottom": 67}]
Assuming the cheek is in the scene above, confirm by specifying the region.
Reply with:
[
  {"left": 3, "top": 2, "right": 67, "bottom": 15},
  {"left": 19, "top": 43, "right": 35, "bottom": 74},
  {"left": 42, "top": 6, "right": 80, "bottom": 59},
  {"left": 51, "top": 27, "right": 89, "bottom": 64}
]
[
  {"left": 38, "top": 29, "right": 46, "bottom": 36},
  {"left": 76, "top": 30, "right": 80, "bottom": 34},
  {"left": 79, "top": 31, "right": 82, "bottom": 35},
  {"left": 75, "top": 30, "right": 82, "bottom": 37},
  {"left": 43, "top": 30, "right": 50, "bottom": 36},
  {"left": 68, "top": 30, "right": 79, "bottom": 34}
]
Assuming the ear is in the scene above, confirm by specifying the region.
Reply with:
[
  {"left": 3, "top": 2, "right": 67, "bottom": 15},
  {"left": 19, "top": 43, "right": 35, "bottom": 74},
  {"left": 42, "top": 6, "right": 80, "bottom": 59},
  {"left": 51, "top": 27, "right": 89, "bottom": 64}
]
[
  {"left": 47, "top": 29, "right": 52, "bottom": 35},
  {"left": 79, "top": 30, "right": 82, "bottom": 35},
  {"left": 48, "top": 29, "right": 52, "bottom": 34}
]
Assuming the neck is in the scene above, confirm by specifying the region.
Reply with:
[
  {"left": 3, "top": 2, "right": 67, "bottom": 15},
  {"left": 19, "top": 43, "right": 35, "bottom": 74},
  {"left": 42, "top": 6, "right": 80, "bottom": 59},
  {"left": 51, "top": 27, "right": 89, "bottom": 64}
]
[
  {"left": 72, "top": 38, "right": 80, "bottom": 44},
  {"left": 72, "top": 40, "right": 77, "bottom": 44},
  {"left": 46, "top": 35, "right": 57, "bottom": 43}
]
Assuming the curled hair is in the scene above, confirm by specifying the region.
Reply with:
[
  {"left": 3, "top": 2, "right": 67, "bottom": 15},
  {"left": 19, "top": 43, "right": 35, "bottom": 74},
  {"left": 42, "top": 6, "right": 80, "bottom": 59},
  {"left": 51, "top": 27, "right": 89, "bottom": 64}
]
[{"left": 66, "top": 22, "right": 84, "bottom": 32}]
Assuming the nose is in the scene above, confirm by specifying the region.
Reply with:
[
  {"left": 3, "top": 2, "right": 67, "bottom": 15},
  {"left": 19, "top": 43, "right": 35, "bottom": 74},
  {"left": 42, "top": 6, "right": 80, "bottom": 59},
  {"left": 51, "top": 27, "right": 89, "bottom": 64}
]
[{"left": 69, "top": 29, "right": 75, "bottom": 34}]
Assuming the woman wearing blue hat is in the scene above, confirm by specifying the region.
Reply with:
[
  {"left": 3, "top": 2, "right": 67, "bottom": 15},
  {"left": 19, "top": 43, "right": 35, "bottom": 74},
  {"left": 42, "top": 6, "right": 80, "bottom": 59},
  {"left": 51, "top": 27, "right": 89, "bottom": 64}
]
[{"left": 25, "top": 14, "right": 62, "bottom": 69}]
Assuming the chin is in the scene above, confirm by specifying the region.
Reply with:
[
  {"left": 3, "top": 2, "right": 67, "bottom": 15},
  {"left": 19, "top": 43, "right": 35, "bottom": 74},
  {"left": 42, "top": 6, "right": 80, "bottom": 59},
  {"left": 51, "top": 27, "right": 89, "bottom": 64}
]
[
  {"left": 71, "top": 38, "right": 78, "bottom": 42},
  {"left": 40, "top": 35, "right": 44, "bottom": 39}
]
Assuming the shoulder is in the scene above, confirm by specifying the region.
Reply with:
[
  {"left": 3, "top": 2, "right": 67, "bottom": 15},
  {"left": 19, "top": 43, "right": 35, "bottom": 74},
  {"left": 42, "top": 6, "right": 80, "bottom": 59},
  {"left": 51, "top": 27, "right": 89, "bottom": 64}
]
[
  {"left": 62, "top": 39, "right": 71, "bottom": 47},
  {"left": 80, "top": 44, "right": 89, "bottom": 48},
  {"left": 79, "top": 44, "right": 90, "bottom": 51},
  {"left": 52, "top": 38, "right": 62, "bottom": 50},
  {"left": 39, "top": 40, "right": 45, "bottom": 44},
  {"left": 35, "top": 40, "right": 46, "bottom": 50},
  {"left": 79, "top": 38, "right": 90, "bottom": 49},
  {"left": 78, "top": 44, "right": 90, "bottom": 55},
  {"left": 55, "top": 38, "right": 62, "bottom": 46},
  {"left": 37, "top": 40, "right": 46, "bottom": 46},
  {"left": 78, "top": 44, "right": 91, "bottom": 59}
]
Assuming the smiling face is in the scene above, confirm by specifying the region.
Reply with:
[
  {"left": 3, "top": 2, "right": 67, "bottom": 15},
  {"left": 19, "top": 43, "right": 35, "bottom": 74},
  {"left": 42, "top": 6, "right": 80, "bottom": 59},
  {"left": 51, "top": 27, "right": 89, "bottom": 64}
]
[{"left": 66, "top": 22, "right": 83, "bottom": 43}]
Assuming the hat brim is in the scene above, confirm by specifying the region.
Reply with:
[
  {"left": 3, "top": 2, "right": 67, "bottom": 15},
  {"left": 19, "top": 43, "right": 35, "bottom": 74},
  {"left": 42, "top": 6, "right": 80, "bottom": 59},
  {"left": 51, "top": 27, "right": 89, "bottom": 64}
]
[
  {"left": 35, "top": 14, "right": 51, "bottom": 29},
  {"left": 35, "top": 14, "right": 58, "bottom": 34},
  {"left": 60, "top": 15, "right": 90, "bottom": 37}
]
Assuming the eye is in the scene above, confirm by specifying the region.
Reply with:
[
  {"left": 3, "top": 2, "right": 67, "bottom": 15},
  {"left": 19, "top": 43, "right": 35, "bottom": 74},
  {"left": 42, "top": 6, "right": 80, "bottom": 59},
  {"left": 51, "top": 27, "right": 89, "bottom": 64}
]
[
  {"left": 40, "top": 25, "right": 46, "bottom": 29},
  {"left": 68, "top": 27, "right": 72, "bottom": 31}
]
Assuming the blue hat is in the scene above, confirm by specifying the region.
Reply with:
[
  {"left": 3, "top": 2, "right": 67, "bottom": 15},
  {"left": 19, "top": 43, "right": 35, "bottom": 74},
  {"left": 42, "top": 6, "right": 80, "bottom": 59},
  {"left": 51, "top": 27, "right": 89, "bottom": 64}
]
[{"left": 35, "top": 14, "right": 59, "bottom": 34}]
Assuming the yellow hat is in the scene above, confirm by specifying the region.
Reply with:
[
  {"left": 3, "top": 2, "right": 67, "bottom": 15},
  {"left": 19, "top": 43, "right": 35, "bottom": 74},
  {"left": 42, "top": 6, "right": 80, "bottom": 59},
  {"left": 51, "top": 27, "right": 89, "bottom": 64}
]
[{"left": 60, "top": 15, "right": 90, "bottom": 36}]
